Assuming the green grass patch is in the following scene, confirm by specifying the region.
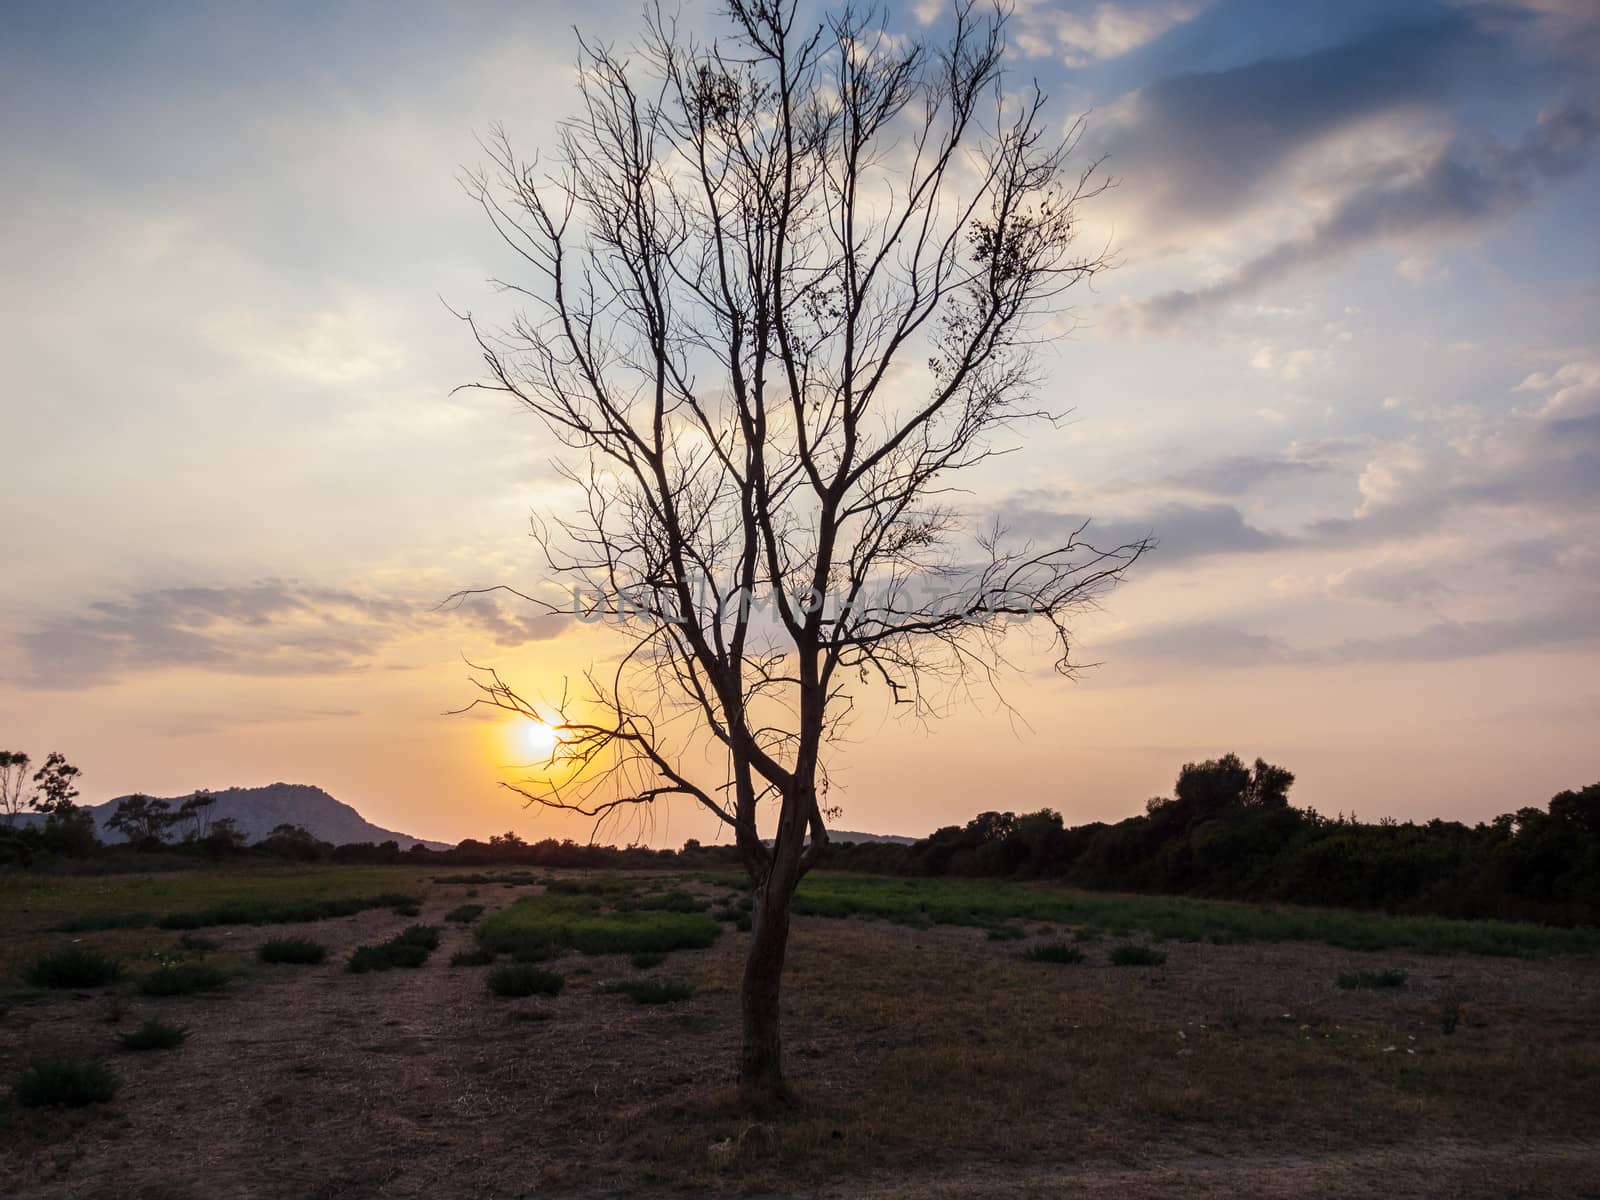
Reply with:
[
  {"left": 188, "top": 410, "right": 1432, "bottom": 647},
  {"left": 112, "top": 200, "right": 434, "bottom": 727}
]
[
  {"left": 476, "top": 892, "right": 721, "bottom": 957},
  {"left": 55, "top": 912, "right": 154, "bottom": 933},
  {"left": 117, "top": 1019, "right": 188, "bottom": 1051},
  {"left": 25, "top": 948, "right": 125, "bottom": 989},
  {"left": 487, "top": 964, "right": 564, "bottom": 997},
  {"left": 139, "top": 963, "right": 229, "bottom": 996},
  {"left": 604, "top": 979, "right": 695, "bottom": 1005},
  {"left": 153, "top": 892, "right": 419, "bottom": 931},
  {"left": 1337, "top": 968, "right": 1408, "bottom": 990},
  {"left": 790, "top": 873, "right": 1599, "bottom": 958},
  {"left": 445, "top": 904, "right": 486, "bottom": 924},
  {"left": 1024, "top": 941, "right": 1085, "bottom": 964},
  {"left": 1109, "top": 944, "right": 1167, "bottom": 967},
  {"left": 257, "top": 937, "right": 327, "bottom": 965},
  {"left": 11, "top": 1057, "right": 117, "bottom": 1108},
  {"left": 348, "top": 925, "right": 440, "bottom": 973}
]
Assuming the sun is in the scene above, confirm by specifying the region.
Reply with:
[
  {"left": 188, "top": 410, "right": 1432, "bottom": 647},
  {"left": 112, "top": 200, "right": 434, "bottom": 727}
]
[{"left": 521, "top": 719, "right": 561, "bottom": 758}]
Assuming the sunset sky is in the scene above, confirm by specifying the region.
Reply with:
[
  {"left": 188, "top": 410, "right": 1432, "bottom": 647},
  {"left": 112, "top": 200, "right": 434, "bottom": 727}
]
[{"left": 2, "top": 0, "right": 1596, "bottom": 847}]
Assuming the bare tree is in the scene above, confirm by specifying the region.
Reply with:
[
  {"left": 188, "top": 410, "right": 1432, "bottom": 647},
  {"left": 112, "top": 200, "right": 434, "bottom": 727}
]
[
  {"left": 454, "top": 0, "right": 1147, "bottom": 1102},
  {"left": 0, "top": 751, "right": 33, "bottom": 827}
]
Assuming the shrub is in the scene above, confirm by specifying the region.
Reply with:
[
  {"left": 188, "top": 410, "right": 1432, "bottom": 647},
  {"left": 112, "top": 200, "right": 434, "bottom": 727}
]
[
  {"left": 630, "top": 951, "right": 665, "bottom": 969},
  {"left": 476, "top": 895, "right": 721, "bottom": 957},
  {"left": 450, "top": 946, "right": 497, "bottom": 967},
  {"left": 605, "top": 979, "right": 695, "bottom": 1005},
  {"left": 1109, "top": 944, "right": 1167, "bottom": 967},
  {"left": 986, "top": 926, "right": 1027, "bottom": 941},
  {"left": 348, "top": 925, "right": 441, "bottom": 973},
  {"left": 734, "top": 913, "right": 752, "bottom": 932},
  {"left": 1337, "top": 969, "right": 1407, "bottom": 990},
  {"left": 622, "top": 890, "right": 708, "bottom": 914},
  {"left": 12, "top": 1057, "right": 117, "bottom": 1108},
  {"left": 257, "top": 938, "right": 327, "bottom": 965},
  {"left": 712, "top": 906, "right": 743, "bottom": 922},
  {"left": 391, "top": 901, "right": 422, "bottom": 918},
  {"left": 153, "top": 893, "right": 421, "bottom": 931},
  {"left": 488, "top": 964, "right": 564, "bottom": 997},
  {"left": 140, "top": 963, "right": 229, "bottom": 996},
  {"left": 445, "top": 904, "right": 486, "bottom": 924},
  {"left": 179, "top": 933, "right": 220, "bottom": 954},
  {"left": 1025, "top": 942, "right": 1085, "bottom": 964},
  {"left": 26, "top": 948, "right": 124, "bottom": 989},
  {"left": 511, "top": 942, "right": 562, "bottom": 964},
  {"left": 55, "top": 912, "right": 152, "bottom": 933},
  {"left": 117, "top": 1019, "right": 187, "bottom": 1051}
]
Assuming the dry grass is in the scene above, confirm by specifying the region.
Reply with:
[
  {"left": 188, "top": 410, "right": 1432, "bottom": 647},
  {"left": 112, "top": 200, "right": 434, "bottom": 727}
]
[{"left": 1, "top": 866, "right": 1597, "bottom": 1198}]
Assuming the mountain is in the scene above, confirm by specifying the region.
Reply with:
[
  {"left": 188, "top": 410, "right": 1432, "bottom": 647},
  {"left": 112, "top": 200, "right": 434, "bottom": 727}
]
[
  {"left": 825, "top": 829, "right": 918, "bottom": 845},
  {"left": 38, "top": 783, "right": 450, "bottom": 850}
]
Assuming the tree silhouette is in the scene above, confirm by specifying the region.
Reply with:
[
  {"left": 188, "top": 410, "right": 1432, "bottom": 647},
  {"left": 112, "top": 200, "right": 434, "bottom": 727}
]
[{"left": 454, "top": 0, "right": 1145, "bottom": 1101}]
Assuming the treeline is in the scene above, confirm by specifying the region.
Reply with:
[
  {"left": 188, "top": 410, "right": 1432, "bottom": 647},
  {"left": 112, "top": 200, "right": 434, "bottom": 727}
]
[{"left": 826, "top": 756, "right": 1600, "bottom": 926}]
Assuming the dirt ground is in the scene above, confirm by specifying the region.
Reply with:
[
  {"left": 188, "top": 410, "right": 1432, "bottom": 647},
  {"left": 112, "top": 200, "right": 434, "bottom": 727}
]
[{"left": 2, "top": 875, "right": 1598, "bottom": 1198}]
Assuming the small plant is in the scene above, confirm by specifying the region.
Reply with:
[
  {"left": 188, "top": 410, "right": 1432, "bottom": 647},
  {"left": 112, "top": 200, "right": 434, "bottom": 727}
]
[
  {"left": 12, "top": 1057, "right": 118, "bottom": 1108},
  {"left": 1025, "top": 942, "right": 1085, "bottom": 964},
  {"left": 630, "top": 951, "right": 666, "bottom": 969},
  {"left": 117, "top": 1019, "right": 188, "bottom": 1052},
  {"left": 1072, "top": 927, "right": 1103, "bottom": 943},
  {"left": 1440, "top": 993, "right": 1465, "bottom": 1035},
  {"left": 450, "top": 946, "right": 497, "bottom": 967},
  {"left": 1110, "top": 944, "right": 1167, "bottom": 967},
  {"left": 140, "top": 963, "right": 229, "bottom": 996},
  {"left": 257, "top": 938, "right": 327, "bottom": 965},
  {"left": 606, "top": 979, "right": 696, "bottom": 1005},
  {"left": 488, "top": 964, "right": 564, "bottom": 997},
  {"left": 511, "top": 942, "right": 562, "bottom": 964},
  {"left": 26, "top": 948, "right": 125, "bottom": 989},
  {"left": 391, "top": 900, "right": 423, "bottom": 918},
  {"left": 99, "top": 993, "right": 132, "bottom": 1024},
  {"left": 348, "top": 925, "right": 441, "bottom": 973},
  {"left": 445, "top": 904, "right": 486, "bottom": 924},
  {"left": 179, "top": 933, "right": 220, "bottom": 955},
  {"left": 986, "top": 926, "right": 1027, "bottom": 941},
  {"left": 1336, "top": 969, "right": 1407, "bottom": 990},
  {"left": 712, "top": 906, "right": 743, "bottom": 922}
]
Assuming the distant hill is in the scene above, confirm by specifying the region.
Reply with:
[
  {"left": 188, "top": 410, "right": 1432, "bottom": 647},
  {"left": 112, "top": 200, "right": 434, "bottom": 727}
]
[
  {"left": 826, "top": 829, "right": 918, "bottom": 846},
  {"left": 30, "top": 783, "right": 450, "bottom": 850}
]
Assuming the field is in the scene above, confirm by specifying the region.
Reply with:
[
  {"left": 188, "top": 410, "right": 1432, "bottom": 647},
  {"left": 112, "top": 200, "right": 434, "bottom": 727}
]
[{"left": 2, "top": 866, "right": 1598, "bottom": 1198}]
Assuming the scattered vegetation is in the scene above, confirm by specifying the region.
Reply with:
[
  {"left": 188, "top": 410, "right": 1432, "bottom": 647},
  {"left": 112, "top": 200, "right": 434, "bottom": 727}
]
[
  {"left": 1109, "top": 944, "right": 1167, "bottom": 967},
  {"left": 348, "top": 925, "right": 440, "bottom": 973},
  {"left": 257, "top": 937, "right": 328, "bottom": 965},
  {"left": 153, "top": 892, "right": 419, "bottom": 930},
  {"left": 26, "top": 948, "right": 126, "bottom": 989},
  {"left": 1337, "top": 968, "right": 1408, "bottom": 990},
  {"left": 476, "top": 892, "right": 721, "bottom": 957},
  {"left": 178, "top": 933, "right": 220, "bottom": 954},
  {"left": 117, "top": 1019, "right": 188, "bottom": 1051},
  {"left": 450, "top": 946, "right": 497, "bottom": 967},
  {"left": 986, "top": 925, "right": 1027, "bottom": 941},
  {"left": 11, "top": 1057, "right": 118, "bottom": 1108},
  {"left": 1024, "top": 942, "right": 1085, "bottom": 964},
  {"left": 487, "top": 964, "right": 564, "bottom": 997},
  {"left": 445, "top": 903, "right": 486, "bottom": 924},
  {"left": 791, "top": 873, "right": 1596, "bottom": 958},
  {"left": 432, "top": 872, "right": 538, "bottom": 886},
  {"left": 56, "top": 911, "right": 154, "bottom": 932},
  {"left": 140, "top": 963, "right": 230, "bottom": 996},
  {"left": 604, "top": 979, "right": 696, "bottom": 1005}
]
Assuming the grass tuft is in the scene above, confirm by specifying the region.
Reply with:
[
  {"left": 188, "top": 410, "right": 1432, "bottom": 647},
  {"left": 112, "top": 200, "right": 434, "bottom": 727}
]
[
  {"left": 445, "top": 903, "right": 486, "bottom": 924},
  {"left": 348, "top": 925, "right": 440, "bottom": 973},
  {"left": 1337, "top": 968, "right": 1408, "bottom": 990},
  {"left": 1025, "top": 942, "right": 1086, "bottom": 964},
  {"left": 487, "top": 964, "right": 564, "bottom": 997},
  {"left": 630, "top": 951, "right": 666, "bottom": 969},
  {"left": 986, "top": 926, "right": 1027, "bottom": 941},
  {"left": 1109, "top": 944, "right": 1167, "bottom": 967},
  {"left": 11, "top": 1057, "right": 117, "bottom": 1108},
  {"left": 257, "top": 938, "right": 327, "bottom": 965},
  {"left": 26, "top": 948, "right": 125, "bottom": 989},
  {"left": 604, "top": 979, "right": 696, "bottom": 1005},
  {"left": 140, "top": 963, "right": 229, "bottom": 996},
  {"left": 450, "top": 946, "right": 497, "bottom": 967},
  {"left": 117, "top": 1019, "right": 188, "bottom": 1052}
]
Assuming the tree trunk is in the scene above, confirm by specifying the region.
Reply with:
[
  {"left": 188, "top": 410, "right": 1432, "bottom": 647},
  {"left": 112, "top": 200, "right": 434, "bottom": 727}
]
[{"left": 739, "top": 882, "right": 794, "bottom": 1107}]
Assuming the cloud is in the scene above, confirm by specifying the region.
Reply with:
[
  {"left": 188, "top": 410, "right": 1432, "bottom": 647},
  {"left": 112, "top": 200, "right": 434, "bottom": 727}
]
[
  {"left": 1325, "top": 598, "right": 1600, "bottom": 663},
  {"left": 1134, "top": 103, "right": 1599, "bottom": 326},
  {"left": 1009, "top": 0, "right": 1208, "bottom": 63},
  {"left": 15, "top": 581, "right": 576, "bottom": 689},
  {"left": 1166, "top": 453, "right": 1328, "bottom": 496},
  {"left": 997, "top": 496, "right": 1284, "bottom": 566}
]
